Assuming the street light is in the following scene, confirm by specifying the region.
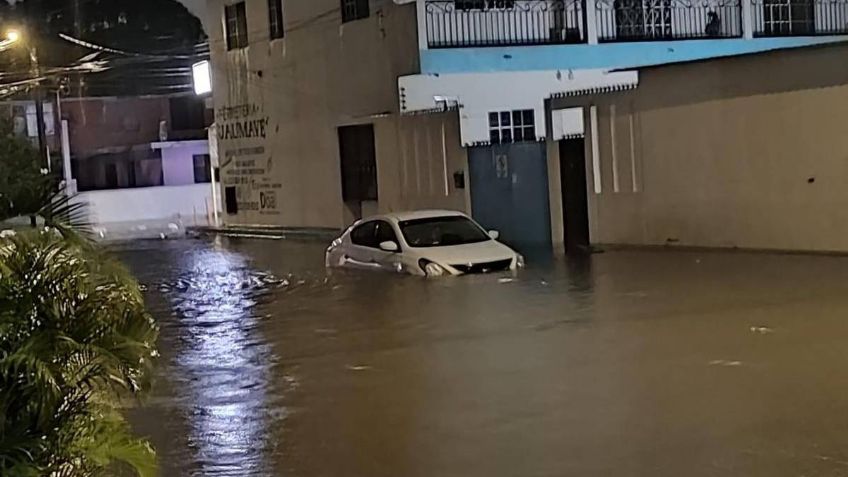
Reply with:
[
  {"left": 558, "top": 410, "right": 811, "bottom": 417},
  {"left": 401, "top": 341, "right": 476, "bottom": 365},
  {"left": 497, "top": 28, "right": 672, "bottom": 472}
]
[{"left": 0, "top": 29, "right": 21, "bottom": 52}]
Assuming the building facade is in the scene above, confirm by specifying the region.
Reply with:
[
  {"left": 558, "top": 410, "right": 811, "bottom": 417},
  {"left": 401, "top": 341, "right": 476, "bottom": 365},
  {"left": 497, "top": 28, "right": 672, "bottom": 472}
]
[
  {"left": 0, "top": 94, "right": 217, "bottom": 238},
  {"left": 204, "top": 0, "right": 848, "bottom": 252}
]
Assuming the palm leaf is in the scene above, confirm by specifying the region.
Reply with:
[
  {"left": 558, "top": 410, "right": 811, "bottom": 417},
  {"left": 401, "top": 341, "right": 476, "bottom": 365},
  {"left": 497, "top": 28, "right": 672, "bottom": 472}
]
[
  {"left": 37, "top": 187, "right": 94, "bottom": 238},
  {"left": 0, "top": 230, "right": 159, "bottom": 476}
]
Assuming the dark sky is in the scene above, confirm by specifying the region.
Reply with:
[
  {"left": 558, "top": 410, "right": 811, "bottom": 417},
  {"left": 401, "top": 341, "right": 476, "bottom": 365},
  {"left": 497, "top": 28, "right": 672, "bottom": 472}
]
[{"left": 0, "top": 0, "right": 207, "bottom": 97}]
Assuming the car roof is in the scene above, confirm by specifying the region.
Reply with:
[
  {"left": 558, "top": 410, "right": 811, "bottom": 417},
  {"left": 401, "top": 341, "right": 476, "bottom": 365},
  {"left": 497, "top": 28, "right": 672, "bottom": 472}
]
[{"left": 365, "top": 209, "right": 467, "bottom": 223}]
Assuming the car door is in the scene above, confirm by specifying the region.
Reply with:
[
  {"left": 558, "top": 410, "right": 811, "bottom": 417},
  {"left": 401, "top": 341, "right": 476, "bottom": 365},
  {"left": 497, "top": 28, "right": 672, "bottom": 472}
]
[
  {"left": 347, "top": 221, "right": 381, "bottom": 269},
  {"left": 372, "top": 220, "right": 402, "bottom": 271}
]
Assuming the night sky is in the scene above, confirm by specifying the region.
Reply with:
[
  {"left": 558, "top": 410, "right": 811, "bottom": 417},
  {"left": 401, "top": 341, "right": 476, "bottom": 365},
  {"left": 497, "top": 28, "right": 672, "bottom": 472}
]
[{"left": 0, "top": 0, "right": 207, "bottom": 97}]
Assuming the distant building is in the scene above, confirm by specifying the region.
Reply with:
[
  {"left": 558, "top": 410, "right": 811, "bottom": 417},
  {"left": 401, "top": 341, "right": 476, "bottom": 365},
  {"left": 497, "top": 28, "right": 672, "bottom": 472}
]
[
  {"left": 1, "top": 94, "right": 216, "bottom": 238},
  {"left": 201, "top": 0, "right": 848, "bottom": 252}
]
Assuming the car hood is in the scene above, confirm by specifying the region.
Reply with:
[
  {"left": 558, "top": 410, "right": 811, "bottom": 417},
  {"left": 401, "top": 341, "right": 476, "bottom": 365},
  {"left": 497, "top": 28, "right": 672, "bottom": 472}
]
[{"left": 414, "top": 240, "right": 516, "bottom": 265}]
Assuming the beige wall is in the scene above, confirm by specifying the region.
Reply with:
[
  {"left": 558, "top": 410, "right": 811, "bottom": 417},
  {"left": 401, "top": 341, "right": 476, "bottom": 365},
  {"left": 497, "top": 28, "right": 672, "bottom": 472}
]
[
  {"left": 374, "top": 112, "right": 469, "bottom": 215},
  {"left": 555, "top": 44, "right": 848, "bottom": 252},
  {"left": 206, "top": 0, "right": 466, "bottom": 229}
]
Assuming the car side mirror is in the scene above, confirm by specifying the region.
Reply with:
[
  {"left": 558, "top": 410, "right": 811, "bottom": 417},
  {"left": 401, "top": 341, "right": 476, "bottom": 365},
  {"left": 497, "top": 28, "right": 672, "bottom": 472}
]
[
  {"left": 488, "top": 230, "right": 500, "bottom": 240},
  {"left": 379, "top": 241, "right": 399, "bottom": 252}
]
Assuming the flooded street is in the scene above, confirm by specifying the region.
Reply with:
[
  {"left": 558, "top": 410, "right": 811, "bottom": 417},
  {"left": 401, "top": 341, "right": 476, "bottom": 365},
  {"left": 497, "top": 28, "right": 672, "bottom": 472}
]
[{"left": 119, "top": 237, "right": 848, "bottom": 476}]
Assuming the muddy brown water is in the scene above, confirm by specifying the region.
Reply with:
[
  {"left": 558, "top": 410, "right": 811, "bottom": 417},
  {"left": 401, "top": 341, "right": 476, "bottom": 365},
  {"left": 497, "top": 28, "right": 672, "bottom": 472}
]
[{"left": 118, "top": 237, "right": 848, "bottom": 476}]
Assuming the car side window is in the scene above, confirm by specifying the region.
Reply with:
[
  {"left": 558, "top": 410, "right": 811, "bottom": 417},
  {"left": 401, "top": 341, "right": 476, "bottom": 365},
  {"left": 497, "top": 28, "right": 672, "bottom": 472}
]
[
  {"left": 350, "top": 221, "right": 377, "bottom": 247},
  {"left": 375, "top": 221, "right": 399, "bottom": 247}
]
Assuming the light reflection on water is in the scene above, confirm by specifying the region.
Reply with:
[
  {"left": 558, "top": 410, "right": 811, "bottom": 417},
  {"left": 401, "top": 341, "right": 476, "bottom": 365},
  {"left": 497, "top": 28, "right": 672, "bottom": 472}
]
[{"left": 155, "top": 242, "right": 286, "bottom": 476}]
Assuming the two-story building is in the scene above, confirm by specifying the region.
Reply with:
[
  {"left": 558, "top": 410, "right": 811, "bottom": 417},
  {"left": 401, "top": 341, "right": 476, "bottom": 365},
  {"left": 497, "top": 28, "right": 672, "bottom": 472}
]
[{"left": 203, "top": 0, "right": 848, "bottom": 253}]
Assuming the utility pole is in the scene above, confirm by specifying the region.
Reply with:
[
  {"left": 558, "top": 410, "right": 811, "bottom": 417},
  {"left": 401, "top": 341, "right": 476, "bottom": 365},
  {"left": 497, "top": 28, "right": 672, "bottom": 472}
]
[
  {"left": 20, "top": 0, "right": 49, "bottom": 167},
  {"left": 30, "top": 43, "right": 48, "bottom": 165}
]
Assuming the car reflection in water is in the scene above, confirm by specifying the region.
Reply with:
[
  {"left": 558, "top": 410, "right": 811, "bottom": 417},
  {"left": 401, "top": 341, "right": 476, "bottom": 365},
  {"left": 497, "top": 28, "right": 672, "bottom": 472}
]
[{"left": 159, "top": 244, "right": 284, "bottom": 476}]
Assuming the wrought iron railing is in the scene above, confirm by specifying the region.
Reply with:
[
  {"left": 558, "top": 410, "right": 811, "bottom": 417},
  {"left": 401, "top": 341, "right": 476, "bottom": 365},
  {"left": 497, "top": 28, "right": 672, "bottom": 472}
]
[
  {"left": 425, "top": 0, "right": 586, "bottom": 47},
  {"left": 596, "top": 0, "right": 743, "bottom": 41},
  {"left": 752, "top": 0, "right": 848, "bottom": 36}
]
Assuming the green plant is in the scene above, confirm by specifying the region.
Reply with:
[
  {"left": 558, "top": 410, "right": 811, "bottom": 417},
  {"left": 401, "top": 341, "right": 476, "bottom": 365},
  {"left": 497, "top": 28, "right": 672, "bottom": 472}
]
[
  {"left": 0, "top": 120, "right": 56, "bottom": 224},
  {"left": 0, "top": 229, "right": 159, "bottom": 476}
]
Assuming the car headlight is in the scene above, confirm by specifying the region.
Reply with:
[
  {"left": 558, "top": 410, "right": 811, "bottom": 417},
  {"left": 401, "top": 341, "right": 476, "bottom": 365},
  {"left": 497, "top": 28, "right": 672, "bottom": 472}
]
[
  {"left": 419, "top": 259, "right": 446, "bottom": 277},
  {"left": 515, "top": 254, "right": 526, "bottom": 268}
]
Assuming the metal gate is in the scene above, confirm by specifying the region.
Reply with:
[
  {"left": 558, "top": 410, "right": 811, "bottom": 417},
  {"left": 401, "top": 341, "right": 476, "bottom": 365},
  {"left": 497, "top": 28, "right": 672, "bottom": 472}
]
[{"left": 468, "top": 142, "right": 552, "bottom": 250}]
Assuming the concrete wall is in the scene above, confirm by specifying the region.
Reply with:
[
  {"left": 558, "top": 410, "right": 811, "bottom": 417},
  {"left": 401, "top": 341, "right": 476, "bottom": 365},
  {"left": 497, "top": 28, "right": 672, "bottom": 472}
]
[
  {"left": 374, "top": 111, "right": 468, "bottom": 214},
  {"left": 554, "top": 43, "right": 848, "bottom": 252},
  {"left": 399, "top": 69, "right": 637, "bottom": 145},
  {"left": 63, "top": 97, "right": 171, "bottom": 157},
  {"left": 158, "top": 140, "right": 209, "bottom": 186},
  {"left": 78, "top": 184, "right": 213, "bottom": 226},
  {"left": 206, "top": 0, "right": 464, "bottom": 229}
]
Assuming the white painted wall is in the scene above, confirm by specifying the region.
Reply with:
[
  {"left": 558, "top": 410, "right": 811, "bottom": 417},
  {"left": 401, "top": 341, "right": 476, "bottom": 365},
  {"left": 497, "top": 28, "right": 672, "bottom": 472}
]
[
  {"left": 399, "top": 69, "right": 638, "bottom": 145},
  {"left": 153, "top": 140, "right": 209, "bottom": 186},
  {"left": 77, "top": 184, "right": 213, "bottom": 226}
]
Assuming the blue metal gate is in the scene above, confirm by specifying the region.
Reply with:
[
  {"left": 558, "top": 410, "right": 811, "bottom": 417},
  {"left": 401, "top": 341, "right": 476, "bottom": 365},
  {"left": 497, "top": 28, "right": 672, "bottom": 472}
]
[{"left": 468, "top": 142, "right": 552, "bottom": 250}]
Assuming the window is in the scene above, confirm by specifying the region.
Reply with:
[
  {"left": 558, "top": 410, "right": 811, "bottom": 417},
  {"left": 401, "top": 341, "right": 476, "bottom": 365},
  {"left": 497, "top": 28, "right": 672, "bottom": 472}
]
[
  {"left": 614, "top": 0, "right": 671, "bottom": 40},
  {"left": 225, "top": 2, "right": 248, "bottom": 50},
  {"left": 225, "top": 186, "right": 238, "bottom": 214},
  {"left": 351, "top": 221, "right": 378, "bottom": 247},
  {"left": 399, "top": 216, "right": 491, "bottom": 248},
  {"left": 341, "top": 0, "right": 369, "bottom": 23},
  {"left": 375, "top": 221, "right": 399, "bottom": 247},
  {"left": 352, "top": 220, "right": 398, "bottom": 248},
  {"left": 268, "top": 0, "right": 285, "bottom": 39},
  {"left": 762, "top": 0, "right": 813, "bottom": 35},
  {"left": 193, "top": 154, "right": 212, "bottom": 183},
  {"left": 105, "top": 163, "right": 118, "bottom": 189},
  {"left": 489, "top": 109, "right": 535, "bottom": 144}
]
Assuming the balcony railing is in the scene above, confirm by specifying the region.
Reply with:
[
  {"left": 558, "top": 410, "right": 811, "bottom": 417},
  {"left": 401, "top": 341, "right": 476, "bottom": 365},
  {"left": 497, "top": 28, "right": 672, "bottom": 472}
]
[
  {"left": 596, "top": 0, "right": 743, "bottom": 41},
  {"left": 752, "top": 0, "right": 848, "bottom": 36},
  {"left": 425, "top": 0, "right": 586, "bottom": 47},
  {"left": 423, "top": 0, "right": 848, "bottom": 46}
]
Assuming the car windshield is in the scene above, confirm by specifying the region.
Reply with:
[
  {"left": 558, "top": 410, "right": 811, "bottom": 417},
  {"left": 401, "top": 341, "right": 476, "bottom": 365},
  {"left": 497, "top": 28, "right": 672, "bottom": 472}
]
[{"left": 399, "top": 216, "right": 491, "bottom": 248}]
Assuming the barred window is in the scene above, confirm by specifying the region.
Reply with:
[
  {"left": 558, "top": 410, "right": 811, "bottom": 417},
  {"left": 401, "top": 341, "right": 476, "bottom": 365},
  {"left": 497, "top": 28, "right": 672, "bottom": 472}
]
[
  {"left": 225, "top": 2, "right": 248, "bottom": 50},
  {"left": 341, "top": 0, "right": 370, "bottom": 22},
  {"left": 268, "top": 0, "right": 285, "bottom": 39},
  {"left": 489, "top": 110, "right": 535, "bottom": 144}
]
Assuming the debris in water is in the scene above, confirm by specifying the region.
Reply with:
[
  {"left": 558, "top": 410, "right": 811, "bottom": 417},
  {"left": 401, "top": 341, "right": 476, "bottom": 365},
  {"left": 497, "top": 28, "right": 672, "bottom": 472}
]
[
  {"left": 750, "top": 326, "right": 774, "bottom": 334},
  {"left": 709, "top": 360, "right": 742, "bottom": 367},
  {"left": 345, "top": 365, "right": 372, "bottom": 371},
  {"left": 498, "top": 278, "right": 515, "bottom": 284}
]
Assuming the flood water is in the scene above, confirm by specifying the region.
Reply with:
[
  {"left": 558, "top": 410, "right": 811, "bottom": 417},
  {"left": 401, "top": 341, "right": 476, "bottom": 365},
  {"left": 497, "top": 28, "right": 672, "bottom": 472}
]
[{"left": 119, "top": 237, "right": 848, "bottom": 476}]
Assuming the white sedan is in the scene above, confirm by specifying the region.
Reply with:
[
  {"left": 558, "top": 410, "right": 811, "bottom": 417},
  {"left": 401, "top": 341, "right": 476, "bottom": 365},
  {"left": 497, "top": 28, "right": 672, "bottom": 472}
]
[{"left": 325, "top": 210, "right": 524, "bottom": 277}]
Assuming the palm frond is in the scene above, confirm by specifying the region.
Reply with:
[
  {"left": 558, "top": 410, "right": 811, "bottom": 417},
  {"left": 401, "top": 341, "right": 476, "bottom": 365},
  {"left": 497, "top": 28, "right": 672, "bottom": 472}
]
[
  {"left": 0, "top": 229, "right": 159, "bottom": 476},
  {"left": 37, "top": 187, "right": 94, "bottom": 239}
]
